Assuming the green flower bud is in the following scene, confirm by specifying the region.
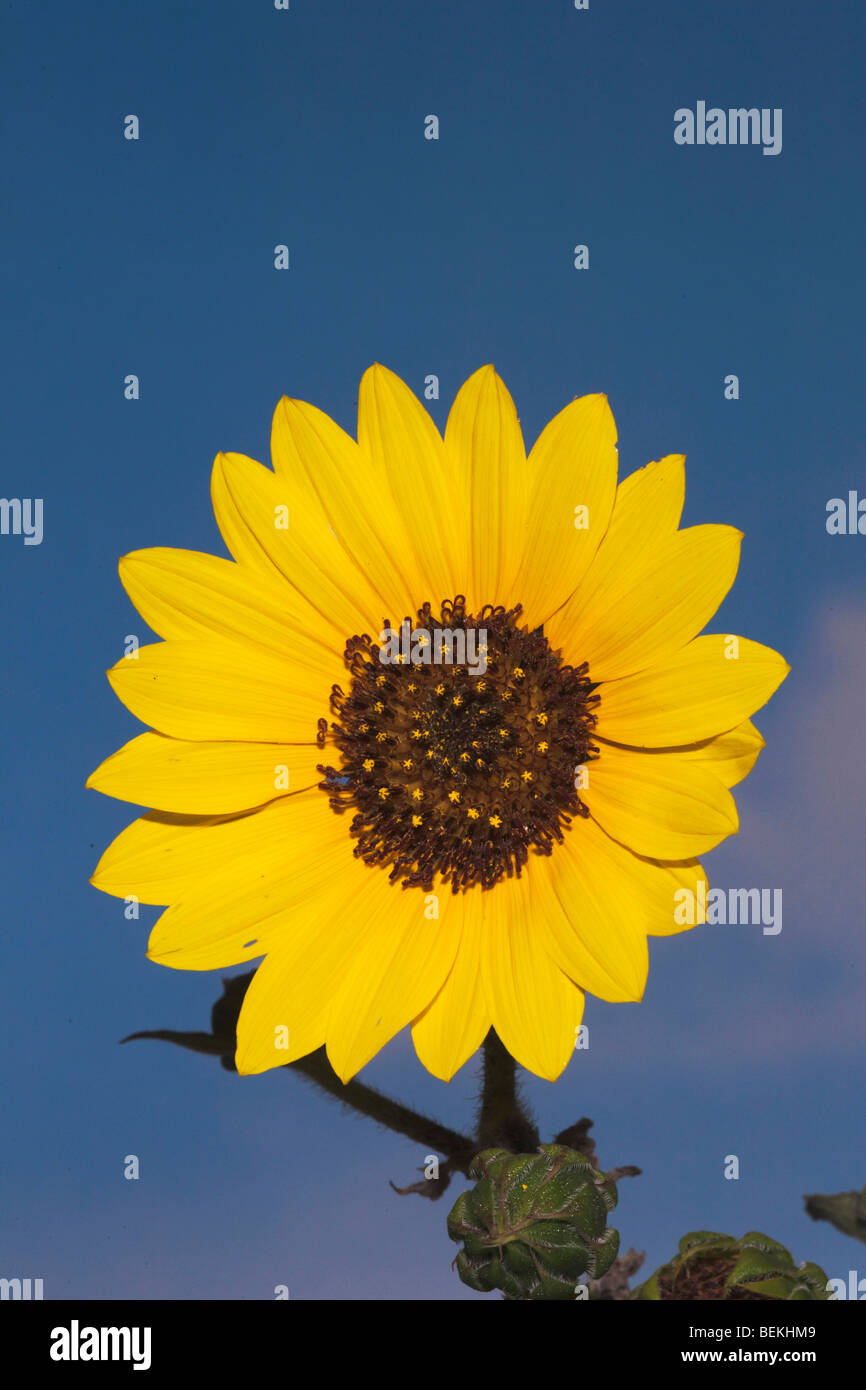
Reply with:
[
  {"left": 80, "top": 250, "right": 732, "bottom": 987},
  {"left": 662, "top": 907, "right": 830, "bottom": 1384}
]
[
  {"left": 447, "top": 1144, "right": 620, "bottom": 1300},
  {"left": 631, "top": 1230, "right": 831, "bottom": 1301}
]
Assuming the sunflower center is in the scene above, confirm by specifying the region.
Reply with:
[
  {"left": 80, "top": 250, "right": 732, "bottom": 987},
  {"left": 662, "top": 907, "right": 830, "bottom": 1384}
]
[{"left": 317, "top": 598, "right": 599, "bottom": 893}]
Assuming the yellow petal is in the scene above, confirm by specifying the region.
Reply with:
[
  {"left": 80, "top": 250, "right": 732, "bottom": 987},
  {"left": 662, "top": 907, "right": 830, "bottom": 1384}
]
[
  {"left": 90, "top": 790, "right": 332, "bottom": 905},
  {"left": 150, "top": 830, "right": 360, "bottom": 973},
  {"left": 603, "top": 719, "right": 764, "bottom": 789},
  {"left": 676, "top": 719, "right": 764, "bottom": 786},
  {"left": 106, "top": 637, "right": 339, "bottom": 743},
  {"left": 87, "top": 732, "right": 323, "bottom": 813},
  {"left": 480, "top": 879, "right": 585, "bottom": 1081},
  {"left": 234, "top": 855, "right": 385, "bottom": 1074},
  {"left": 528, "top": 818, "right": 650, "bottom": 1001},
  {"left": 271, "top": 395, "right": 420, "bottom": 620},
  {"left": 443, "top": 366, "right": 527, "bottom": 609},
  {"left": 545, "top": 454, "right": 683, "bottom": 651},
  {"left": 210, "top": 450, "right": 294, "bottom": 578},
  {"left": 411, "top": 892, "right": 490, "bottom": 1081},
  {"left": 325, "top": 879, "right": 464, "bottom": 1082},
  {"left": 234, "top": 944, "right": 338, "bottom": 1074},
  {"left": 596, "top": 635, "right": 790, "bottom": 747},
  {"left": 609, "top": 842, "right": 710, "bottom": 937},
  {"left": 510, "top": 393, "right": 618, "bottom": 626},
  {"left": 118, "top": 547, "right": 338, "bottom": 660},
  {"left": 612, "top": 453, "right": 686, "bottom": 533},
  {"left": 582, "top": 741, "right": 739, "bottom": 858},
  {"left": 211, "top": 450, "right": 383, "bottom": 643},
  {"left": 547, "top": 816, "right": 708, "bottom": 950},
  {"left": 358, "top": 364, "right": 470, "bottom": 610},
  {"left": 551, "top": 524, "right": 742, "bottom": 681}
]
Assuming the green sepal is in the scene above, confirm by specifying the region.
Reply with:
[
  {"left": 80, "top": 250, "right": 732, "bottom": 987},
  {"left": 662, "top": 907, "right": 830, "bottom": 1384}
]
[
  {"left": 448, "top": 1144, "right": 621, "bottom": 1299},
  {"left": 631, "top": 1228, "right": 832, "bottom": 1302}
]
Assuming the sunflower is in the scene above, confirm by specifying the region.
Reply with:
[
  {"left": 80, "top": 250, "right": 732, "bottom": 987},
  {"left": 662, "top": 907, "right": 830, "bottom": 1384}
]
[{"left": 88, "top": 365, "right": 788, "bottom": 1083}]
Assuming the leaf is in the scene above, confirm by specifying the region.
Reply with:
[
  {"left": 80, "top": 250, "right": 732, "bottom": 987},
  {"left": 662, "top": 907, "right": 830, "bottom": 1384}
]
[{"left": 804, "top": 1187, "right": 866, "bottom": 1244}]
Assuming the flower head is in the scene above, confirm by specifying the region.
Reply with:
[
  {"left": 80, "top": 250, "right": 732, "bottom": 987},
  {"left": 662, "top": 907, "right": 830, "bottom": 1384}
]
[{"left": 88, "top": 365, "right": 789, "bottom": 1083}]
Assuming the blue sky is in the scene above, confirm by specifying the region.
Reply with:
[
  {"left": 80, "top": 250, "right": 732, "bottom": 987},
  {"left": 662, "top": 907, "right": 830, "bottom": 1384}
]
[{"left": 2, "top": 0, "right": 865, "bottom": 1299}]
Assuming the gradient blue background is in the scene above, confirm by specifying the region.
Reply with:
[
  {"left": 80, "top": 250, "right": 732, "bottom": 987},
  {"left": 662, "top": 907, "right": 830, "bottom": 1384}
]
[{"left": 2, "top": 0, "right": 865, "bottom": 1299}]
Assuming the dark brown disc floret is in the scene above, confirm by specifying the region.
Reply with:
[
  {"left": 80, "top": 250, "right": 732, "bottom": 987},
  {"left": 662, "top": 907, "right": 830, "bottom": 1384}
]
[{"left": 317, "top": 598, "right": 599, "bottom": 893}]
